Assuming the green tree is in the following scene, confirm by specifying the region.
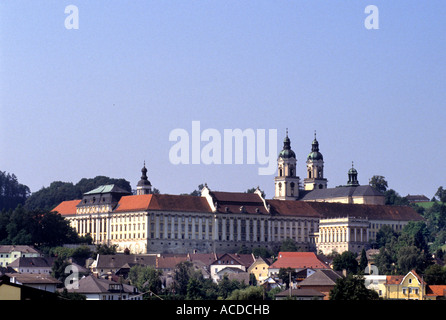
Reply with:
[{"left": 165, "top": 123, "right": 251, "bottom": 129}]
[
  {"left": 359, "top": 249, "right": 368, "bottom": 273},
  {"left": 330, "top": 274, "right": 379, "bottom": 300},
  {"left": 385, "top": 189, "right": 409, "bottom": 206},
  {"left": 332, "top": 251, "right": 359, "bottom": 274},
  {"left": 128, "top": 265, "right": 162, "bottom": 296},
  {"left": 0, "top": 171, "right": 30, "bottom": 210},
  {"left": 280, "top": 238, "right": 298, "bottom": 252},
  {"left": 173, "top": 261, "right": 194, "bottom": 296},
  {"left": 278, "top": 268, "right": 296, "bottom": 289},
  {"left": 423, "top": 264, "right": 446, "bottom": 285},
  {"left": 226, "top": 286, "right": 263, "bottom": 300},
  {"left": 25, "top": 176, "right": 132, "bottom": 211},
  {"left": 375, "top": 224, "right": 398, "bottom": 248},
  {"left": 369, "top": 175, "right": 388, "bottom": 193},
  {"left": 435, "top": 186, "right": 446, "bottom": 203},
  {"left": 95, "top": 244, "right": 117, "bottom": 255}
]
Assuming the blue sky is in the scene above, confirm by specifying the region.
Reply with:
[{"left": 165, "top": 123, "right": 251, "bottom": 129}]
[{"left": 1, "top": 1, "right": 445, "bottom": 200}]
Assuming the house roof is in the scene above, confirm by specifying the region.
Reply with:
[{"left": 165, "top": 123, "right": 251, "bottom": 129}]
[
  {"left": 7, "top": 273, "right": 61, "bottom": 285},
  {"left": 386, "top": 270, "right": 425, "bottom": 285},
  {"left": 426, "top": 285, "right": 446, "bottom": 297},
  {"left": 269, "top": 252, "right": 328, "bottom": 270},
  {"left": 156, "top": 254, "right": 189, "bottom": 269},
  {"left": 51, "top": 199, "right": 81, "bottom": 216},
  {"left": 298, "top": 269, "right": 343, "bottom": 286},
  {"left": 8, "top": 257, "right": 54, "bottom": 269},
  {"left": 211, "top": 253, "right": 255, "bottom": 268},
  {"left": 306, "top": 201, "right": 423, "bottom": 222},
  {"left": 0, "top": 245, "right": 40, "bottom": 254},
  {"left": 95, "top": 254, "right": 156, "bottom": 270},
  {"left": 65, "top": 275, "right": 136, "bottom": 294}
]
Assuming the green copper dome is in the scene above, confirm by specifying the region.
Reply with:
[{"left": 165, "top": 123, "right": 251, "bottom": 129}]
[
  {"left": 307, "top": 135, "right": 323, "bottom": 161},
  {"left": 307, "top": 151, "right": 323, "bottom": 161},
  {"left": 278, "top": 130, "right": 296, "bottom": 159}
]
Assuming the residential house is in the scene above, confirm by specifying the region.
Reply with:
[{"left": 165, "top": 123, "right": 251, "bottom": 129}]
[
  {"left": 296, "top": 269, "right": 343, "bottom": 300},
  {"left": 268, "top": 252, "right": 329, "bottom": 278},
  {"left": 275, "top": 287, "right": 325, "bottom": 300},
  {"left": 248, "top": 256, "right": 273, "bottom": 284},
  {"left": 64, "top": 275, "right": 141, "bottom": 300},
  {"left": 364, "top": 274, "right": 387, "bottom": 298},
  {"left": 216, "top": 267, "right": 250, "bottom": 284},
  {"left": 425, "top": 285, "right": 446, "bottom": 300},
  {"left": 0, "top": 245, "right": 41, "bottom": 268},
  {"left": 210, "top": 253, "right": 254, "bottom": 283},
  {"left": 0, "top": 274, "right": 58, "bottom": 300},
  {"left": 8, "top": 257, "right": 54, "bottom": 274},
  {"left": 6, "top": 273, "right": 61, "bottom": 293},
  {"left": 385, "top": 270, "right": 426, "bottom": 300},
  {"left": 90, "top": 254, "right": 157, "bottom": 278}
]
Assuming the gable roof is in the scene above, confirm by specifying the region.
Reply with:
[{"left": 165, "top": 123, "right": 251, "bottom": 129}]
[
  {"left": 6, "top": 273, "right": 61, "bottom": 285},
  {"left": 386, "top": 270, "right": 425, "bottom": 285},
  {"left": 269, "top": 252, "right": 328, "bottom": 270},
  {"left": 298, "top": 269, "right": 343, "bottom": 286},
  {"left": 156, "top": 254, "right": 189, "bottom": 269},
  {"left": 8, "top": 257, "right": 54, "bottom": 269},
  {"left": 66, "top": 275, "right": 136, "bottom": 294},
  {"left": 95, "top": 254, "right": 156, "bottom": 270},
  {"left": 51, "top": 199, "right": 81, "bottom": 216},
  {"left": 209, "top": 191, "right": 269, "bottom": 214},
  {"left": 0, "top": 245, "right": 40, "bottom": 254},
  {"left": 114, "top": 194, "right": 153, "bottom": 212},
  {"left": 211, "top": 253, "right": 255, "bottom": 268},
  {"left": 426, "top": 285, "right": 446, "bottom": 297}
]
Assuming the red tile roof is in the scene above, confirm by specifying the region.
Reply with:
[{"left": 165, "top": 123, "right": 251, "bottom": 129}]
[
  {"left": 426, "top": 285, "right": 446, "bottom": 297},
  {"left": 148, "top": 194, "right": 212, "bottom": 212},
  {"left": 269, "top": 252, "right": 329, "bottom": 270},
  {"left": 266, "top": 200, "right": 321, "bottom": 217},
  {"left": 114, "top": 194, "right": 153, "bottom": 212},
  {"left": 51, "top": 199, "right": 81, "bottom": 216}
]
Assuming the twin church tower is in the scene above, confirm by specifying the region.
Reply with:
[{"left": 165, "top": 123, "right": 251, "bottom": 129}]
[{"left": 274, "top": 130, "right": 329, "bottom": 200}]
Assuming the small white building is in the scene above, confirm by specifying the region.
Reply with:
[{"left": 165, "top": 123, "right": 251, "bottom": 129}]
[{"left": 0, "top": 245, "right": 42, "bottom": 267}]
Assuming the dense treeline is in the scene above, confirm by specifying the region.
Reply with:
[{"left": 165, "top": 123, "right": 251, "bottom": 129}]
[
  {"left": 0, "top": 171, "right": 30, "bottom": 210},
  {"left": 0, "top": 171, "right": 131, "bottom": 247},
  {"left": 25, "top": 176, "right": 132, "bottom": 211}
]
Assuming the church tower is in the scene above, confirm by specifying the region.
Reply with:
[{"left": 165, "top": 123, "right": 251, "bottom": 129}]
[
  {"left": 136, "top": 162, "right": 152, "bottom": 195},
  {"left": 274, "top": 130, "right": 300, "bottom": 200},
  {"left": 304, "top": 131, "right": 327, "bottom": 190}
]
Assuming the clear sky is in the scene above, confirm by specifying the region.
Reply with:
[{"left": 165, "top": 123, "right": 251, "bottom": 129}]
[{"left": 1, "top": 1, "right": 445, "bottom": 200}]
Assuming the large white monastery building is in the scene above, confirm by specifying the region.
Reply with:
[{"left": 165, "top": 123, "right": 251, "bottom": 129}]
[{"left": 53, "top": 133, "right": 422, "bottom": 255}]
